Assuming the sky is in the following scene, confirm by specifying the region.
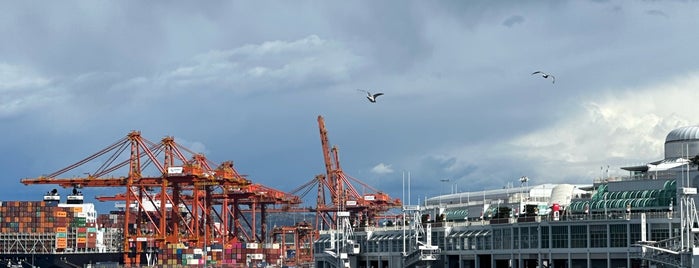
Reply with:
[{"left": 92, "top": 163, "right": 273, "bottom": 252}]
[{"left": 3, "top": 1, "right": 699, "bottom": 213}]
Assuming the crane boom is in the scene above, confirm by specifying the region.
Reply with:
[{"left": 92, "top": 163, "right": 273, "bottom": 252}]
[{"left": 313, "top": 115, "right": 402, "bottom": 230}]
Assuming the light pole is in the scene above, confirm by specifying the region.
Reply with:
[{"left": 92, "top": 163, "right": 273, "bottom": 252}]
[
  {"left": 519, "top": 176, "right": 528, "bottom": 217},
  {"left": 439, "top": 179, "right": 450, "bottom": 205}
]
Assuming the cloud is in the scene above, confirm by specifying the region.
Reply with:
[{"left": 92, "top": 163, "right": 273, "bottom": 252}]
[
  {"left": 151, "top": 35, "right": 364, "bottom": 95},
  {"left": 0, "top": 63, "right": 61, "bottom": 118},
  {"left": 509, "top": 74, "right": 699, "bottom": 169},
  {"left": 174, "top": 138, "right": 209, "bottom": 156},
  {"left": 4, "top": 1, "right": 699, "bottom": 211},
  {"left": 431, "top": 73, "right": 699, "bottom": 187},
  {"left": 0, "top": 35, "right": 365, "bottom": 127},
  {"left": 646, "top": 9, "right": 668, "bottom": 18},
  {"left": 502, "top": 15, "right": 524, "bottom": 27},
  {"left": 371, "top": 163, "right": 394, "bottom": 175},
  {"left": 0, "top": 63, "right": 50, "bottom": 90}
]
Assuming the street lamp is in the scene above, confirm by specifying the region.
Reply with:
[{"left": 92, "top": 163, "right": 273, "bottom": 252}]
[
  {"left": 519, "top": 176, "right": 529, "bottom": 217},
  {"left": 519, "top": 176, "right": 529, "bottom": 185},
  {"left": 440, "top": 178, "right": 450, "bottom": 189},
  {"left": 439, "top": 179, "right": 450, "bottom": 205}
]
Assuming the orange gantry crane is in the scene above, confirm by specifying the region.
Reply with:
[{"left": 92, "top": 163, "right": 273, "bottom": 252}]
[
  {"left": 292, "top": 115, "right": 402, "bottom": 231},
  {"left": 21, "top": 131, "right": 302, "bottom": 266}
]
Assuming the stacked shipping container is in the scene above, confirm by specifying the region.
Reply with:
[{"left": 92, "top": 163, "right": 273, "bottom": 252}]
[
  {"left": 97, "top": 212, "right": 287, "bottom": 266},
  {"left": 157, "top": 242, "right": 284, "bottom": 267},
  {"left": 0, "top": 201, "right": 107, "bottom": 254},
  {"left": 0, "top": 201, "right": 69, "bottom": 234}
]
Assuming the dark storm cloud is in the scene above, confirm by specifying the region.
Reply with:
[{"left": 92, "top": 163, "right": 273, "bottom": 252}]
[
  {"left": 3, "top": 1, "right": 699, "bottom": 211},
  {"left": 645, "top": 9, "right": 668, "bottom": 18},
  {"left": 502, "top": 15, "right": 524, "bottom": 27},
  {"left": 320, "top": 2, "right": 433, "bottom": 74},
  {"left": 0, "top": 2, "right": 169, "bottom": 75},
  {"left": 149, "top": 35, "right": 363, "bottom": 95}
]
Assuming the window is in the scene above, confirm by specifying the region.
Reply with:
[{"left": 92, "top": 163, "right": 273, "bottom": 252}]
[
  {"left": 485, "top": 232, "right": 492, "bottom": 250},
  {"left": 529, "top": 227, "right": 538, "bottom": 249},
  {"left": 551, "top": 226, "right": 568, "bottom": 248},
  {"left": 590, "top": 225, "right": 607, "bottom": 248},
  {"left": 610, "top": 224, "right": 627, "bottom": 247},
  {"left": 503, "top": 228, "right": 512, "bottom": 249},
  {"left": 629, "top": 224, "right": 641, "bottom": 245},
  {"left": 521, "top": 227, "right": 529, "bottom": 249},
  {"left": 650, "top": 223, "right": 670, "bottom": 242},
  {"left": 493, "top": 229, "right": 503, "bottom": 250},
  {"left": 541, "top": 226, "right": 549, "bottom": 248},
  {"left": 482, "top": 232, "right": 492, "bottom": 250},
  {"left": 463, "top": 237, "right": 470, "bottom": 250},
  {"left": 436, "top": 231, "right": 445, "bottom": 251},
  {"left": 570, "top": 225, "right": 587, "bottom": 248}
]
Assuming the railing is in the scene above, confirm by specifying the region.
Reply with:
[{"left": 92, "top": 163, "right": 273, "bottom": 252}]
[
  {"left": 317, "top": 211, "right": 678, "bottom": 234},
  {"left": 594, "top": 171, "right": 680, "bottom": 184},
  {"left": 439, "top": 211, "right": 678, "bottom": 228}
]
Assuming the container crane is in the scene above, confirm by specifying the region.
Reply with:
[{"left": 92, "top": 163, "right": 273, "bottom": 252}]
[
  {"left": 21, "top": 131, "right": 302, "bottom": 266},
  {"left": 292, "top": 116, "right": 402, "bottom": 231}
]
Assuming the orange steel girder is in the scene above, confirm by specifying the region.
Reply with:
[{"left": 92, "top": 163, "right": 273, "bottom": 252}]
[
  {"left": 98, "top": 185, "right": 305, "bottom": 245},
  {"left": 170, "top": 183, "right": 303, "bottom": 244},
  {"left": 20, "top": 131, "right": 266, "bottom": 266},
  {"left": 272, "top": 221, "right": 317, "bottom": 268}
]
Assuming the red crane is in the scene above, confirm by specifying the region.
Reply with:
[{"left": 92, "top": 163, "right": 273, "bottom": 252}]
[
  {"left": 292, "top": 116, "right": 402, "bottom": 231},
  {"left": 21, "top": 131, "right": 302, "bottom": 266}
]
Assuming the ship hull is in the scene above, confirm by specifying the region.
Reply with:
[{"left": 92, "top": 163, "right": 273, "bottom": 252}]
[{"left": 0, "top": 252, "right": 122, "bottom": 268}]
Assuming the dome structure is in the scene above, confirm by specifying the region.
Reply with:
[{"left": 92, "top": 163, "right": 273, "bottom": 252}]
[
  {"left": 665, "top": 125, "right": 699, "bottom": 159},
  {"left": 666, "top": 126, "right": 699, "bottom": 143}
]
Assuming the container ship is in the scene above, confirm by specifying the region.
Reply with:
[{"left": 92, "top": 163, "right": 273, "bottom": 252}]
[
  {"left": 0, "top": 190, "right": 122, "bottom": 268},
  {"left": 0, "top": 192, "right": 292, "bottom": 268},
  {"left": 313, "top": 125, "right": 699, "bottom": 268}
]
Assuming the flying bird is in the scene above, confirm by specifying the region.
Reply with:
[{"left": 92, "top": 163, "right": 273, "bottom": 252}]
[
  {"left": 532, "top": 71, "right": 555, "bottom": 84},
  {"left": 357, "top": 89, "right": 384, "bottom": 103}
]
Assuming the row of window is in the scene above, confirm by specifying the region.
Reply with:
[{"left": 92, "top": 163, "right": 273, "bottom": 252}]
[{"left": 313, "top": 223, "right": 679, "bottom": 253}]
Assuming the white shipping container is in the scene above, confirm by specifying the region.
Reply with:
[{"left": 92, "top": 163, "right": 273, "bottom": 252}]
[
  {"left": 246, "top": 253, "right": 264, "bottom": 260},
  {"left": 168, "top": 167, "right": 184, "bottom": 174}
]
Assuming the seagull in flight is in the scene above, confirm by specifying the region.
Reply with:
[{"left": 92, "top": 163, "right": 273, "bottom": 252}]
[
  {"left": 532, "top": 71, "right": 555, "bottom": 84},
  {"left": 357, "top": 89, "right": 384, "bottom": 103}
]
